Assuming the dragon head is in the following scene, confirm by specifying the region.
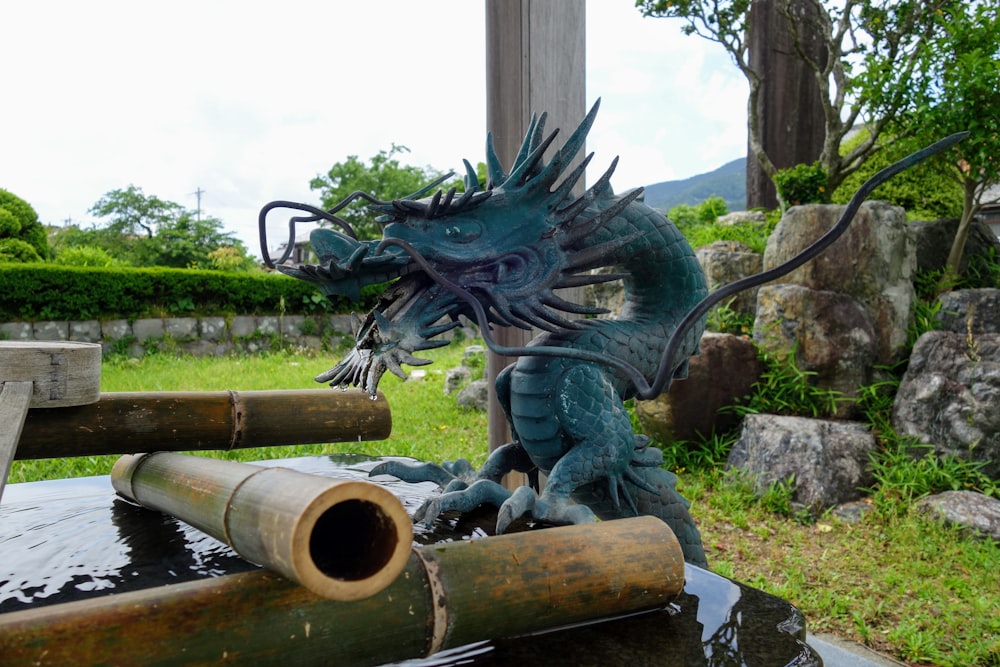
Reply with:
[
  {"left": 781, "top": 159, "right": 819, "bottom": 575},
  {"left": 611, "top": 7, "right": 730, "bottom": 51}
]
[{"left": 269, "top": 100, "right": 638, "bottom": 393}]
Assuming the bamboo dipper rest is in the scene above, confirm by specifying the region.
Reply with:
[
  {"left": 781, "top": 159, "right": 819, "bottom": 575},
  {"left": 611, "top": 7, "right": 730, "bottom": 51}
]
[{"left": 0, "top": 341, "right": 101, "bottom": 503}]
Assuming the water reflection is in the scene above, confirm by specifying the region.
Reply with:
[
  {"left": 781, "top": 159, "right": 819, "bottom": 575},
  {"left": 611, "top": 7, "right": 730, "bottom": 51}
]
[{"left": 1, "top": 455, "right": 820, "bottom": 666}]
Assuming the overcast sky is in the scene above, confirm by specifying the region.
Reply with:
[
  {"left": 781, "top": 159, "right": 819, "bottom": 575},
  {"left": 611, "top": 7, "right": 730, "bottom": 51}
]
[{"left": 1, "top": 1, "right": 747, "bottom": 258}]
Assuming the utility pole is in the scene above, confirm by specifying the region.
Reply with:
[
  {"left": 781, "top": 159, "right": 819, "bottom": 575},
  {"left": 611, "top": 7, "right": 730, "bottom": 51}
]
[{"left": 192, "top": 188, "right": 205, "bottom": 221}]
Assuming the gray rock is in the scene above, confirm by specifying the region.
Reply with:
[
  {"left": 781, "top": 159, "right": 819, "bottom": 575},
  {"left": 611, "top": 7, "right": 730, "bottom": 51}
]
[
  {"left": 165, "top": 317, "right": 198, "bottom": 340},
  {"left": 892, "top": 331, "right": 1000, "bottom": 477},
  {"left": 696, "top": 240, "right": 763, "bottom": 319},
  {"left": 1, "top": 322, "right": 32, "bottom": 340},
  {"left": 909, "top": 217, "right": 1000, "bottom": 275},
  {"left": 763, "top": 201, "right": 915, "bottom": 364},
  {"left": 69, "top": 320, "right": 101, "bottom": 343},
  {"left": 936, "top": 288, "right": 1000, "bottom": 335},
  {"left": 455, "top": 379, "right": 490, "bottom": 411},
  {"left": 582, "top": 266, "right": 626, "bottom": 318},
  {"left": 717, "top": 211, "right": 766, "bottom": 226},
  {"left": 33, "top": 321, "right": 68, "bottom": 341},
  {"left": 636, "top": 333, "right": 763, "bottom": 444},
  {"left": 915, "top": 490, "right": 1000, "bottom": 541},
  {"left": 100, "top": 319, "right": 131, "bottom": 341},
  {"left": 444, "top": 366, "right": 472, "bottom": 395},
  {"left": 229, "top": 316, "right": 257, "bottom": 338},
  {"left": 728, "top": 414, "right": 877, "bottom": 510},
  {"left": 754, "top": 285, "right": 876, "bottom": 415},
  {"left": 132, "top": 318, "right": 164, "bottom": 341},
  {"left": 199, "top": 317, "right": 228, "bottom": 342}
]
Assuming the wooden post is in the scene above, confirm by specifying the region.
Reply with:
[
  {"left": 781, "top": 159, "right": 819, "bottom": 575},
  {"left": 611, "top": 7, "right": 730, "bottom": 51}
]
[
  {"left": 746, "top": 0, "right": 827, "bottom": 209},
  {"left": 0, "top": 341, "right": 101, "bottom": 503},
  {"left": 485, "top": 0, "right": 586, "bottom": 487}
]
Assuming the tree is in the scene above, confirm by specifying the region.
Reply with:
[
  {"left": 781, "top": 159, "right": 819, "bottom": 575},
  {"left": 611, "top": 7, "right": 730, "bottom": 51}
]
[
  {"left": 831, "top": 128, "right": 963, "bottom": 221},
  {"left": 137, "top": 213, "right": 256, "bottom": 270},
  {"left": 310, "top": 145, "right": 448, "bottom": 240},
  {"left": 636, "top": 0, "right": 952, "bottom": 210},
  {"left": 89, "top": 185, "right": 183, "bottom": 239},
  {"left": 0, "top": 188, "right": 47, "bottom": 262},
  {"left": 892, "top": 1, "right": 1000, "bottom": 281}
]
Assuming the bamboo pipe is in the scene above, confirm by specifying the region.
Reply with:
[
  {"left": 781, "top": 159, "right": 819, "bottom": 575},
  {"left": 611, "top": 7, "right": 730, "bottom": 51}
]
[
  {"left": 111, "top": 452, "right": 413, "bottom": 601},
  {"left": 15, "top": 389, "right": 391, "bottom": 460},
  {"left": 0, "top": 516, "right": 685, "bottom": 667}
]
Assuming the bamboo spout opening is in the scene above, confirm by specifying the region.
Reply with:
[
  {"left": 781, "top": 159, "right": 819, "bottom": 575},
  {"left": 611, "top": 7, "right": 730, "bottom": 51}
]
[
  {"left": 309, "top": 499, "right": 401, "bottom": 581},
  {"left": 111, "top": 453, "right": 413, "bottom": 601}
]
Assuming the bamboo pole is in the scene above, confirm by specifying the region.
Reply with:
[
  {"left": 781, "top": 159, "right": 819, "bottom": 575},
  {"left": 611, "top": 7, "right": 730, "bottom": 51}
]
[
  {"left": 111, "top": 452, "right": 413, "bottom": 601},
  {"left": 0, "top": 516, "right": 685, "bottom": 667},
  {"left": 15, "top": 389, "right": 391, "bottom": 460}
]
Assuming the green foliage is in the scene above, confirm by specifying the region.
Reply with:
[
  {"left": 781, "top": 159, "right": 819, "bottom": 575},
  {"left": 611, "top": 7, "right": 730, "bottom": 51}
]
[
  {"left": 134, "top": 214, "right": 251, "bottom": 269},
  {"left": 668, "top": 195, "right": 730, "bottom": 228},
  {"left": 0, "top": 188, "right": 48, "bottom": 260},
  {"left": 0, "top": 264, "right": 379, "bottom": 321},
  {"left": 831, "top": 130, "right": 963, "bottom": 220},
  {"left": 51, "top": 245, "right": 127, "bottom": 268},
  {"left": 88, "top": 184, "right": 182, "bottom": 239},
  {"left": 678, "top": 201, "right": 776, "bottom": 255},
  {"left": 728, "top": 348, "right": 844, "bottom": 419},
  {"left": 0, "top": 238, "right": 43, "bottom": 263},
  {"left": 890, "top": 2, "right": 1000, "bottom": 271},
  {"left": 774, "top": 161, "right": 829, "bottom": 207},
  {"left": 310, "top": 144, "right": 449, "bottom": 240},
  {"left": 80, "top": 186, "right": 257, "bottom": 270},
  {"left": 704, "top": 298, "right": 754, "bottom": 336}
]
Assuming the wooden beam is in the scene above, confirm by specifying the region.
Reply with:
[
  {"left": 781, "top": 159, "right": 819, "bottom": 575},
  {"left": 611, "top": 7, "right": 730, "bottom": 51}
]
[{"left": 484, "top": 0, "right": 586, "bottom": 466}]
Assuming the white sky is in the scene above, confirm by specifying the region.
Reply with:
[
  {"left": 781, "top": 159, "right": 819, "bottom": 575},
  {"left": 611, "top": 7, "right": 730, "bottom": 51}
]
[{"left": 1, "top": 0, "right": 747, "bottom": 258}]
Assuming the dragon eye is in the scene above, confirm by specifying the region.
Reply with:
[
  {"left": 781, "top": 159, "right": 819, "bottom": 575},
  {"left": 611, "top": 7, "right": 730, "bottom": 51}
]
[{"left": 443, "top": 221, "right": 482, "bottom": 243}]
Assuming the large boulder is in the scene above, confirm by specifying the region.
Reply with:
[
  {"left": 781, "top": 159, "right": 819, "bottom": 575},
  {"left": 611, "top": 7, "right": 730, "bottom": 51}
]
[
  {"left": 762, "top": 201, "right": 915, "bottom": 364},
  {"left": 754, "top": 285, "right": 876, "bottom": 415},
  {"left": 727, "top": 414, "right": 877, "bottom": 510},
  {"left": 892, "top": 331, "right": 1000, "bottom": 478},
  {"left": 935, "top": 288, "right": 1000, "bottom": 335},
  {"left": 636, "top": 333, "right": 764, "bottom": 444},
  {"left": 915, "top": 491, "right": 1000, "bottom": 542},
  {"left": 909, "top": 217, "right": 1000, "bottom": 275},
  {"left": 695, "top": 240, "right": 763, "bottom": 320}
]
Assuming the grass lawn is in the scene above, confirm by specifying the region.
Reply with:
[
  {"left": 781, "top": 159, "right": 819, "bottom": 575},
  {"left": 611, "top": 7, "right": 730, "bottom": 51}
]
[{"left": 10, "top": 343, "right": 1000, "bottom": 667}]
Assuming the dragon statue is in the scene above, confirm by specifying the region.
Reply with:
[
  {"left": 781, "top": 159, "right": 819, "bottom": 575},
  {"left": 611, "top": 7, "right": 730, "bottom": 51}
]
[{"left": 261, "top": 100, "right": 963, "bottom": 567}]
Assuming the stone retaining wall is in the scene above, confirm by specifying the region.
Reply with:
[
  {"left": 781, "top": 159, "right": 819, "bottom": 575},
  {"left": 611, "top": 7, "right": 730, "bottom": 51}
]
[{"left": 0, "top": 314, "right": 356, "bottom": 357}]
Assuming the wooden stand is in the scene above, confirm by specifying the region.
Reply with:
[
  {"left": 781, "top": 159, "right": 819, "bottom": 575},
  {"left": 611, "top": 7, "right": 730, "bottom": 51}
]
[{"left": 0, "top": 341, "right": 101, "bottom": 502}]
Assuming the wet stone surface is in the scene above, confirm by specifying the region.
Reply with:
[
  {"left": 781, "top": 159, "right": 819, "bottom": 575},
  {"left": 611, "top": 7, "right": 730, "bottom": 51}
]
[{"left": 1, "top": 454, "right": 820, "bottom": 666}]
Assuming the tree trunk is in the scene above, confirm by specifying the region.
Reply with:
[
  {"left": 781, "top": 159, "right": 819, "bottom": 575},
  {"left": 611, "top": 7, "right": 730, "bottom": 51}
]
[{"left": 746, "top": 0, "right": 827, "bottom": 210}]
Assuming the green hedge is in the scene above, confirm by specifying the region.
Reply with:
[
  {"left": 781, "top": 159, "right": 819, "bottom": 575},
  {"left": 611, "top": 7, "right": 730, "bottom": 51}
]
[{"left": 0, "top": 264, "right": 380, "bottom": 321}]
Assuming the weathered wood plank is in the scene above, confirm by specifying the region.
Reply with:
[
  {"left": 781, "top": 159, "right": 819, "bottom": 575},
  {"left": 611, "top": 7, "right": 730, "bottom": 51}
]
[{"left": 0, "top": 381, "right": 32, "bottom": 503}]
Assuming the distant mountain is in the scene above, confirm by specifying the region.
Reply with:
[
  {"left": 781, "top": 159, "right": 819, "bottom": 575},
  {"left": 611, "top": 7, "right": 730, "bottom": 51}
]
[{"left": 640, "top": 157, "right": 746, "bottom": 213}]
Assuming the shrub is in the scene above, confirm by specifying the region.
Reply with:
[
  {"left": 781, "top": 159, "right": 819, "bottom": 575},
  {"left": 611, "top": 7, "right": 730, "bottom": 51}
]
[
  {"left": 0, "top": 264, "right": 380, "bottom": 321},
  {"left": 52, "top": 245, "right": 127, "bottom": 268},
  {"left": 0, "top": 238, "right": 43, "bottom": 263},
  {"left": 831, "top": 131, "right": 962, "bottom": 220},
  {"left": 774, "top": 161, "right": 829, "bottom": 207},
  {"left": 0, "top": 189, "right": 48, "bottom": 259}
]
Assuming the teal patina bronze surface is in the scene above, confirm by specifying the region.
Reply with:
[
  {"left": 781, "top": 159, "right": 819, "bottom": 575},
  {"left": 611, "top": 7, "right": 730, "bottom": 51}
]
[{"left": 267, "top": 102, "right": 964, "bottom": 568}]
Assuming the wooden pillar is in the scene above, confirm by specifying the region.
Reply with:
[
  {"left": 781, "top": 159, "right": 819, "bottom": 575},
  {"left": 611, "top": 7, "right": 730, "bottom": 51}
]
[
  {"left": 484, "top": 1, "right": 586, "bottom": 474},
  {"left": 746, "top": 0, "right": 827, "bottom": 210}
]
